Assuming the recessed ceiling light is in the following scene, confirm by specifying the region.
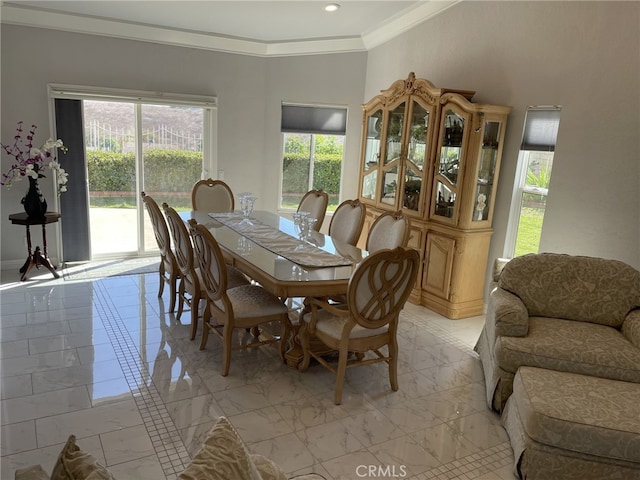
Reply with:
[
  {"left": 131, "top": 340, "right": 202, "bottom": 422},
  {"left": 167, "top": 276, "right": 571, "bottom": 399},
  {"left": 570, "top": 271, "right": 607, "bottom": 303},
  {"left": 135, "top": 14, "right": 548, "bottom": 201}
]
[{"left": 324, "top": 3, "right": 340, "bottom": 12}]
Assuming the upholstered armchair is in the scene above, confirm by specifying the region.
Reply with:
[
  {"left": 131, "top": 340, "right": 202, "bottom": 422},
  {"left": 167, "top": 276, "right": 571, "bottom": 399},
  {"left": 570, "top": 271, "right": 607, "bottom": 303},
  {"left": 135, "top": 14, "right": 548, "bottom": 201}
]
[{"left": 475, "top": 253, "right": 640, "bottom": 412}]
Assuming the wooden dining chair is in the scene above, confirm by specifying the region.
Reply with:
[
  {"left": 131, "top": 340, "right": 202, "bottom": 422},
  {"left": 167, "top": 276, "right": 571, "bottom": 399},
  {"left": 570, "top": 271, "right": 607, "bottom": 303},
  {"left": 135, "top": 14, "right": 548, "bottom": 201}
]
[
  {"left": 163, "top": 203, "right": 249, "bottom": 341},
  {"left": 328, "top": 199, "right": 366, "bottom": 246},
  {"left": 188, "top": 219, "right": 292, "bottom": 376},
  {"left": 298, "top": 246, "right": 420, "bottom": 404},
  {"left": 297, "top": 189, "right": 328, "bottom": 232},
  {"left": 329, "top": 210, "right": 410, "bottom": 311},
  {"left": 191, "top": 178, "right": 235, "bottom": 212},
  {"left": 366, "top": 211, "right": 410, "bottom": 253},
  {"left": 141, "top": 192, "right": 179, "bottom": 313}
]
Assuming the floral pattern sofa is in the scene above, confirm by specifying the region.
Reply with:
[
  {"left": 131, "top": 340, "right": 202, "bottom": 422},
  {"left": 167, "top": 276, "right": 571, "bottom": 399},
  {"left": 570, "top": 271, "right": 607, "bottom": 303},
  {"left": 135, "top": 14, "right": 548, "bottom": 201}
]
[{"left": 475, "top": 252, "right": 640, "bottom": 412}]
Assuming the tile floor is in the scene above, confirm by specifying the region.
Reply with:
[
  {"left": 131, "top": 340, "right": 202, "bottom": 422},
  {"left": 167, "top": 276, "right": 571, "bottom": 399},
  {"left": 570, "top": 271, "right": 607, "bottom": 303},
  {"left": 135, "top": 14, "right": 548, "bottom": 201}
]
[{"left": 0, "top": 266, "right": 517, "bottom": 480}]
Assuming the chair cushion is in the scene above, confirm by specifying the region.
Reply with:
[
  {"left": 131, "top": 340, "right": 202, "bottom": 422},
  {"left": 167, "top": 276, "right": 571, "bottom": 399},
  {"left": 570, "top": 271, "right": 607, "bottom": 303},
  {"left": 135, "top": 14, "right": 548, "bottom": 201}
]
[
  {"left": 302, "top": 308, "right": 388, "bottom": 339},
  {"left": 227, "top": 266, "right": 251, "bottom": 289},
  {"left": 225, "top": 285, "right": 289, "bottom": 319},
  {"left": 496, "top": 317, "right": 640, "bottom": 383},
  {"left": 512, "top": 367, "right": 640, "bottom": 463},
  {"left": 179, "top": 416, "right": 261, "bottom": 480}
]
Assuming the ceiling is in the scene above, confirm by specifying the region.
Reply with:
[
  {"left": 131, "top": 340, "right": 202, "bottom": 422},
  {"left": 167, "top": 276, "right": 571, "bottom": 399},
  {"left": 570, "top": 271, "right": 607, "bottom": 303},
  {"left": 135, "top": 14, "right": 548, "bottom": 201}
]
[{"left": 1, "top": 0, "right": 458, "bottom": 56}]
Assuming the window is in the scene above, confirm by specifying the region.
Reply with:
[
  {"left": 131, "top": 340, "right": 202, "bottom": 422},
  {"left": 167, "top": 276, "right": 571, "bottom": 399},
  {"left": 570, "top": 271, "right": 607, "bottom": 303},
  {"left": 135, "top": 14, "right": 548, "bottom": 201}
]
[
  {"left": 280, "top": 104, "right": 347, "bottom": 211},
  {"left": 50, "top": 84, "right": 216, "bottom": 260},
  {"left": 504, "top": 106, "right": 561, "bottom": 257}
]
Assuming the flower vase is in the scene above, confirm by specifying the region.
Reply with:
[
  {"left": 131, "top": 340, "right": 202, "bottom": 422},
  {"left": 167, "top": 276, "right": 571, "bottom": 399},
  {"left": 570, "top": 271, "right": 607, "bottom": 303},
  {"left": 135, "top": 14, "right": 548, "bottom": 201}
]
[{"left": 22, "top": 177, "right": 47, "bottom": 218}]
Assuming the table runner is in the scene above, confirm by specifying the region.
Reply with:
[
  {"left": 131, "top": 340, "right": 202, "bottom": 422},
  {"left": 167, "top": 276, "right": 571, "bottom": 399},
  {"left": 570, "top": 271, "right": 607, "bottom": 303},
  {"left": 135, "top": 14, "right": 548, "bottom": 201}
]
[{"left": 209, "top": 213, "right": 353, "bottom": 268}]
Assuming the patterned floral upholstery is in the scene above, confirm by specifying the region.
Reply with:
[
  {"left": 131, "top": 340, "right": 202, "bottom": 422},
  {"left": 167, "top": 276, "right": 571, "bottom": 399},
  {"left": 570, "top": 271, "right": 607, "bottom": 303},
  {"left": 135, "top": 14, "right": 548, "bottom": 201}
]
[
  {"left": 179, "top": 416, "right": 326, "bottom": 480},
  {"left": 475, "top": 253, "right": 640, "bottom": 411},
  {"left": 497, "top": 317, "right": 640, "bottom": 382},
  {"left": 502, "top": 367, "right": 640, "bottom": 479},
  {"left": 498, "top": 253, "right": 640, "bottom": 327},
  {"left": 16, "top": 420, "right": 326, "bottom": 480}
]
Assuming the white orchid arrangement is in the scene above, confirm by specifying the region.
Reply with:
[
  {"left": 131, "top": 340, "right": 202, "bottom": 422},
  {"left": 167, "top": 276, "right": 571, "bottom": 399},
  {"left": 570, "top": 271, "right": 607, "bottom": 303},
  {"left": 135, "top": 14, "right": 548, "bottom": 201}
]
[{"left": 1, "top": 121, "right": 69, "bottom": 196}]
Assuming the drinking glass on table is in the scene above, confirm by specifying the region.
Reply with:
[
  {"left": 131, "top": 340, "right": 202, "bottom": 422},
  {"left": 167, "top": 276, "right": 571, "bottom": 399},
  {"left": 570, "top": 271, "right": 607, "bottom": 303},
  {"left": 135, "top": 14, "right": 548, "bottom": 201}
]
[
  {"left": 304, "top": 217, "right": 316, "bottom": 239},
  {"left": 292, "top": 211, "right": 309, "bottom": 249},
  {"left": 238, "top": 194, "right": 257, "bottom": 224}
]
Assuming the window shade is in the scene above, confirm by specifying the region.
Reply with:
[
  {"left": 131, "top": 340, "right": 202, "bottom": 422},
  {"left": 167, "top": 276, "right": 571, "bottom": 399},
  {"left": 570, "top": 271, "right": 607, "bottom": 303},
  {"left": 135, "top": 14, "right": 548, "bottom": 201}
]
[
  {"left": 55, "top": 98, "right": 91, "bottom": 262},
  {"left": 281, "top": 105, "right": 347, "bottom": 135},
  {"left": 521, "top": 107, "right": 561, "bottom": 151}
]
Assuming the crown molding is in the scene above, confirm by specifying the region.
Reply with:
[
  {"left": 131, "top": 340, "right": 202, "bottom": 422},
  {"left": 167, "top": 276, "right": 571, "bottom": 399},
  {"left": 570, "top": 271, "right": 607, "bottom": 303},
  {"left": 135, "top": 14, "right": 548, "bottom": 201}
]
[
  {"left": 363, "top": 1, "right": 459, "bottom": 50},
  {"left": 1, "top": 2, "right": 458, "bottom": 57}
]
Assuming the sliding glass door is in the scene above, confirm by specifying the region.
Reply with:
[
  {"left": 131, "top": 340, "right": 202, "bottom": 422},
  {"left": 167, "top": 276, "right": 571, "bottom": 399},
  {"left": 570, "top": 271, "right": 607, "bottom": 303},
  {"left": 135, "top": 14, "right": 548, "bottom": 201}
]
[{"left": 84, "top": 100, "right": 206, "bottom": 258}]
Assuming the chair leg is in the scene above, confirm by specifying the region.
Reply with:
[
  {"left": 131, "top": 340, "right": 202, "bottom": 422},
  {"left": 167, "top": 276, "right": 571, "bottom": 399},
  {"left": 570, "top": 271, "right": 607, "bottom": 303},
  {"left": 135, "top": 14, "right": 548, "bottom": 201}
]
[
  {"left": 199, "top": 308, "right": 210, "bottom": 350},
  {"left": 222, "top": 325, "right": 233, "bottom": 377},
  {"left": 389, "top": 338, "right": 399, "bottom": 391},
  {"left": 168, "top": 272, "right": 178, "bottom": 313},
  {"left": 334, "top": 344, "right": 350, "bottom": 405},
  {"left": 189, "top": 293, "right": 201, "bottom": 341},
  {"left": 176, "top": 279, "right": 186, "bottom": 321},
  {"left": 158, "top": 261, "right": 165, "bottom": 298}
]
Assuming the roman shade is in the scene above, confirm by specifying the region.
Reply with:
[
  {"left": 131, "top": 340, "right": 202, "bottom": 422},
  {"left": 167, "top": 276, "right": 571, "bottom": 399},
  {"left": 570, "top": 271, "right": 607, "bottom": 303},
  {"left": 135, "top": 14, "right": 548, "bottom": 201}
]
[
  {"left": 281, "top": 105, "right": 347, "bottom": 135},
  {"left": 520, "top": 107, "right": 561, "bottom": 152}
]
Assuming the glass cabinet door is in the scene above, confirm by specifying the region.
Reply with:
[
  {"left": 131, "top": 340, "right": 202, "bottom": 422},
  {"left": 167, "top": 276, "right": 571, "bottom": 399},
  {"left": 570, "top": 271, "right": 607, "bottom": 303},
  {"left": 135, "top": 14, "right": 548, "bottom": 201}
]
[
  {"left": 363, "top": 109, "right": 383, "bottom": 169},
  {"left": 361, "top": 108, "right": 383, "bottom": 201},
  {"left": 385, "top": 102, "right": 405, "bottom": 164},
  {"left": 402, "top": 100, "right": 431, "bottom": 211},
  {"left": 381, "top": 165, "right": 398, "bottom": 206},
  {"left": 434, "top": 109, "right": 465, "bottom": 219},
  {"left": 472, "top": 120, "right": 502, "bottom": 222},
  {"left": 379, "top": 101, "right": 406, "bottom": 209}
]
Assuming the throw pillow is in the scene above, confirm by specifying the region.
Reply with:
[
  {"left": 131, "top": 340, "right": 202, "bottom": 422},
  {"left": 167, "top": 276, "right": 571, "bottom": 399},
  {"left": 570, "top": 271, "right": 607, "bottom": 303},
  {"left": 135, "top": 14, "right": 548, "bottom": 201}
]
[
  {"left": 288, "top": 475, "right": 328, "bottom": 479},
  {"left": 250, "top": 454, "right": 287, "bottom": 480},
  {"left": 49, "top": 435, "right": 115, "bottom": 480},
  {"left": 179, "top": 416, "right": 261, "bottom": 480},
  {"left": 14, "top": 464, "right": 49, "bottom": 480}
]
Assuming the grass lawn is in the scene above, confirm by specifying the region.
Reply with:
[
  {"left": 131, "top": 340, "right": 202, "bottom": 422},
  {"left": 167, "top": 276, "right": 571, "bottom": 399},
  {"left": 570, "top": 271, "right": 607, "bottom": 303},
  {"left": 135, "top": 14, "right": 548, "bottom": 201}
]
[{"left": 515, "top": 206, "right": 544, "bottom": 257}]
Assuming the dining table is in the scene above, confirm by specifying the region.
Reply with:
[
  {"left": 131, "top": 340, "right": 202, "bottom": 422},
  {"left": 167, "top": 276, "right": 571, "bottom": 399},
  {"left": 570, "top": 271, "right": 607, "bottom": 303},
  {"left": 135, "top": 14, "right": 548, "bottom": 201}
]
[
  {"left": 183, "top": 209, "right": 366, "bottom": 296},
  {"left": 180, "top": 209, "right": 368, "bottom": 367}
]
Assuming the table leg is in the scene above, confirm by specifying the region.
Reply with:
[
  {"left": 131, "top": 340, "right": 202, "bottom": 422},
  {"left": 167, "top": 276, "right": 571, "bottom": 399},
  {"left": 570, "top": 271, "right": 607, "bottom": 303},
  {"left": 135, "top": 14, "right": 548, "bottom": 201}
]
[
  {"left": 18, "top": 224, "right": 34, "bottom": 281},
  {"left": 38, "top": 223, "right": 59, "bottom": 278},
  {"left": 284, "top": 304, "right": 335, "bottom": 369},
  {"left": 18, "top": 222, "right": 60, "bottom": 281},
  {"left": 42, "top": 224, "right": 48, "bottom": 257},
  {"left": 33, "top": 246, "right": 60, "bottom": 279},
  {"left": 18, "top": 257, "right": 32, "bottom": 281}
]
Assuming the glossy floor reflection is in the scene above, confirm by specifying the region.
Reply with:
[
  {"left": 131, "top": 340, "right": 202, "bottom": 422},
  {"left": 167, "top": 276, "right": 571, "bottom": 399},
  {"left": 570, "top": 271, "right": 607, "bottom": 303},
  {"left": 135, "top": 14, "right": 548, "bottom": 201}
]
[{"left": 1, "top": 268, "right": 516, "bottom": 480}]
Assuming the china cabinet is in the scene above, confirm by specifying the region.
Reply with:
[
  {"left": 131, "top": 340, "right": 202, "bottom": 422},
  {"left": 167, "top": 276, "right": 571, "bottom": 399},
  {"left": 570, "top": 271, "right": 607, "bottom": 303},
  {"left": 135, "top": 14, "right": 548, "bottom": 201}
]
[{"left": 357, "top": 73, "right": 510, "bottom": 318}]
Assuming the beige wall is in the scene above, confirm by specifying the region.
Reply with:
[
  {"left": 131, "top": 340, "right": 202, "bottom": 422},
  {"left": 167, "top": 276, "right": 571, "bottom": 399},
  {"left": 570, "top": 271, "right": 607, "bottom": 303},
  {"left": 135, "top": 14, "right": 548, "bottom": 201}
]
[
  {"left": 2, "top": 1, "right": 639, "bottom": 288},
  {"left": 365, "top": 1, "right": 640, "bottom": 275},
  {"left": 0, "top": 25, "right": 366, "bottom": 266}
]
